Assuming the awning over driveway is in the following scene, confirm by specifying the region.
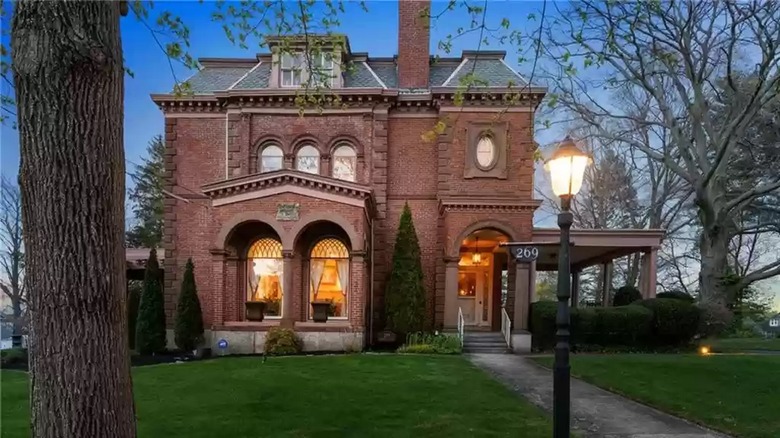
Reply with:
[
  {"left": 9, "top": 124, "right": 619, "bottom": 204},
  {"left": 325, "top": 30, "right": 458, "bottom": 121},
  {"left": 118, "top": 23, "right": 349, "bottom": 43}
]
[{"left": 531, "top": 228, "right": 665, "bottom": 271}]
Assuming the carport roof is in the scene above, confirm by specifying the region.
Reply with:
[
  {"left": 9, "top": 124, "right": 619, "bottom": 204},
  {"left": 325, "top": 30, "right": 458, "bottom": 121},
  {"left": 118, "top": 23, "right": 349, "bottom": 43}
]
[{"left": 527, "top": 228, "right": 665, "bottom": 271}]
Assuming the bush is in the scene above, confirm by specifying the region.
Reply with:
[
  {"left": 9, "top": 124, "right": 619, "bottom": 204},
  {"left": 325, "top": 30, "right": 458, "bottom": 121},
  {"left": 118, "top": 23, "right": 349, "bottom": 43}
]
[
  {"left": 135, "top": 248, "right": 167, "bottom": 355},
  {"left": 636, "top": 298, "right": 700, "bottom": 346},
  {"left": 264, "top": 327, "right": 302, "bottom": 356},
  {"left": 657, "top": 290, "right": 695, "bottom": 303},
  {"left": 696, "top": 302, "right": 733, "bottom": 338},
  {"left": 0, "top": 348, "right": 27, "bottom": 367},
  {"left": 531, "top": 301, "right": 653, "bottom": 351},
  {"left": 385, "top": 203, "right": 426, "bottom": 336},
  {"left": 613, "top": 285, "right": 642, "bottom": 306},
  {"left": 175, "top": 259, "right": 205, "bottom": 352},
  {"left": 530, "top": 301, "right": 558, "bottom": 350},
  {"left": 397, "top": 332, "right": 461, "bottom": 354}
]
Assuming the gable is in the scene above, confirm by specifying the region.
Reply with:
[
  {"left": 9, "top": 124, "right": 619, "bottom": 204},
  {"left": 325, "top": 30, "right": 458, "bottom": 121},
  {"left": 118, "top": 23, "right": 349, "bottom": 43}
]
[{"left": 202, "top": 170, "right": 375, "bottom": 213}]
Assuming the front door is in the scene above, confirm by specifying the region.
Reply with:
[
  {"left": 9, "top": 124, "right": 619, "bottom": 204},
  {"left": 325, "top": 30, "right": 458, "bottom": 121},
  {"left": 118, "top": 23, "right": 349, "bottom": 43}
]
[{"left": 457, "top": 267, "right": 492, "bottom": 327}]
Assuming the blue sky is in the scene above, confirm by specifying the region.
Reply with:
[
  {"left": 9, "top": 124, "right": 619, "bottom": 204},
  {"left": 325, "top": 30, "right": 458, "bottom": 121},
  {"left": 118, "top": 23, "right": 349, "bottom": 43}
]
[{"left": 1, "top": 0, "right": 547, "bottom": 184}]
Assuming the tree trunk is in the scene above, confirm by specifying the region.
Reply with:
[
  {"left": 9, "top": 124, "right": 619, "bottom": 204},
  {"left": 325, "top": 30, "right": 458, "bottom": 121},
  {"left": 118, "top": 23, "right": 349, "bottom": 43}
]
[
  {"left": 11, "top": 299, "right": 23, "bottom": 348},
  {"left": 698, "top": 225, "right": 730, "bottom": 305},
  {"left": 11, "top": 3, "right": 136, "bottom": 437}
]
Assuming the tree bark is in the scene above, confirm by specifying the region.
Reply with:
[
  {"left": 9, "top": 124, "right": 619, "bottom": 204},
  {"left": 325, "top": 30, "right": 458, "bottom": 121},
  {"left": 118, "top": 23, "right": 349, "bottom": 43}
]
[
  {"left": 698, "top": 225, "right": 730, "bottom": 305},
  {"left": 11, "top": 2, "right": 136, "bottom": 437},
  {"left": 11, "top": 299, "right": 23, "bottom": 348}
]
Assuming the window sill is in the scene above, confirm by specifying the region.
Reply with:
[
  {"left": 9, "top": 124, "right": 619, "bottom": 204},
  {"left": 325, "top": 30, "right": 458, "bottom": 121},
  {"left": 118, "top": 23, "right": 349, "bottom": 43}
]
[{"left": 296, "top": 321, "right": 351, "bottom": 329}]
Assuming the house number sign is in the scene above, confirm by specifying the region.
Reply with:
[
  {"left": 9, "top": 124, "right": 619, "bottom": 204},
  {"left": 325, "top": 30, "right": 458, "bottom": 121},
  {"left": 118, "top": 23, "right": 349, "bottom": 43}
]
[
  {"left": 276, "top": 203, "right": 300, "bottom": 221},
  {"left": 509, "top": 246, "right": 539, "bottom": 262}
]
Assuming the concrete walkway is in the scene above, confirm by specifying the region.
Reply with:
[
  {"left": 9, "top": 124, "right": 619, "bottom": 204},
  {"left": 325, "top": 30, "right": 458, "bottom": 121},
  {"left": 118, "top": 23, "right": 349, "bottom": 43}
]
[{"left": 468, "top": 354, "right": 729, "bottom": 438}]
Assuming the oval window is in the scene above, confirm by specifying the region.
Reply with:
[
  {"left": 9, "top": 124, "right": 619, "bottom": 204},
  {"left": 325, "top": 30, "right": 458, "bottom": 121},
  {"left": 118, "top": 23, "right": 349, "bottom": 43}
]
[{"left": 476, "top": 136, "right": 496, "bottom": 168}]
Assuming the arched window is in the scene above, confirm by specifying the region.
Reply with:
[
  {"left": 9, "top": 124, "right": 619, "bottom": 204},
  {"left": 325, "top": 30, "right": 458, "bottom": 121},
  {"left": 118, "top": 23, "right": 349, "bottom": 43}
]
[
  {"left": 247, "top": 238, "right": 283, "bottom": 318},
  {"left": 309, "top": 238, "right": 349, "bottom": 319},
  {"left": 260, "top": 145, "right": 284, "bottom": 172},
  {"left": 332, "top": 145, "right": 357, "bottom": 182},
  {"left": 296, "top": 145, "right": 320, "bottom": 174}
]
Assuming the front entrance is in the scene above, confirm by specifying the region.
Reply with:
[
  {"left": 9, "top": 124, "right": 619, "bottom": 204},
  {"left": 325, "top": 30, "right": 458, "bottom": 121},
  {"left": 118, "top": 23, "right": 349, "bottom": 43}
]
[
  {"left": 453, "top": 229, "right": 510, "bottom": 330},
  {"left": 457, "top": 265, "right": 492, "bottom": 327}
]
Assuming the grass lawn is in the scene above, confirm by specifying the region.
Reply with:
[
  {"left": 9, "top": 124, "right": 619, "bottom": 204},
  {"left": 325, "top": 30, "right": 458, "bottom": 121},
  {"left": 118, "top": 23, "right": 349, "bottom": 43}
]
[
  {"left": 704, "top": 337, "right": 780, "bottom": 353},
  {"left": 532, "top": 354, "right": 780, "bottom": 438},
  {"left": 2, "top": 355, "right": 551, "bottom": 438}
]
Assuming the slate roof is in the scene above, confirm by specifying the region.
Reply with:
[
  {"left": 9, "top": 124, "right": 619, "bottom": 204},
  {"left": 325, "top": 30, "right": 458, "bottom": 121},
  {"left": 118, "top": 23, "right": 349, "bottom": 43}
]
[
  {"left": 232, "top": 63, "right": 272, "bottom": 89},
  {"left": 366, "top": 63, "right": 397, "bottom": 88},
  {"left": 177, "top": 52, "right": 528, "bottom": 94},
  {"left": 444, "top": 59, "right": 526, "bottom": 87},
  {"left": 186, "top": 67, "right": 249, "bottom": 94},
  {"left": 343, "top": 62, "right": 384, "bottom": 88}
]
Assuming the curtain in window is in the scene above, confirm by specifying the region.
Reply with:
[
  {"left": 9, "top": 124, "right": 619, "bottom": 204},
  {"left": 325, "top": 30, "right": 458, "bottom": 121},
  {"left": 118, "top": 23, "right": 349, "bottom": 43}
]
[
  {"left": 310, "top": 260, "right": 326, "bottom": 301},
  {"left": 336, "top": 259, "right": 349, "bottom": 298},
  {"left": 247, "top": 260, "right": 260, "bottom": 301}
]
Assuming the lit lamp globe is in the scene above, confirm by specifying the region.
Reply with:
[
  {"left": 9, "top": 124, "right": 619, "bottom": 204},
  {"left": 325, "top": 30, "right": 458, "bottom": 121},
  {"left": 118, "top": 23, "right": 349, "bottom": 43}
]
[{"left": 544, "top": 136, "right": 591, "bottom": 208}]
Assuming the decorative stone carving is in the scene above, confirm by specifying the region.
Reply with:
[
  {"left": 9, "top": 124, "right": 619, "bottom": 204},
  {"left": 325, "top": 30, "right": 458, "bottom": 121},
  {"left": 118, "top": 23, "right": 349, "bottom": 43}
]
[{"left": 276, "top": 203, "right": 300, "bottom": 221}]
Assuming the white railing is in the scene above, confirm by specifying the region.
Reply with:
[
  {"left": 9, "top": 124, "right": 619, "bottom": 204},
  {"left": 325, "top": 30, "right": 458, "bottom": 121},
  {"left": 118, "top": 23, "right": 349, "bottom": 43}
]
[
  {"left": 501, "top": 307, "right": 512, "bottom": 349},
  {"left": 457, "top": 307, "right": 465, "bottom": 347}
]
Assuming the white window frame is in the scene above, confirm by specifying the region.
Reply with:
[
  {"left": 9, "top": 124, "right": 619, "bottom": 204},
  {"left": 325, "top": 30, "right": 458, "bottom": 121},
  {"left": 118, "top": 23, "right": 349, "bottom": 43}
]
[
  {"left": 309, "top": 52, "right": 335, "bottom": 88},
  {"left": 280, "top": 52, "right": 303, "bottom": 88},
  {"left": 331, "top": 145, "right": 357, "bottom": 182},
  {"left": 260, "top": 145, "right": 284, "bottom": 173},
  {"left": 295, "top": 145, "right": 321, "bottom": 174},
  {"left": 279, "top": 51, "right": 335, "bottom": 88}
]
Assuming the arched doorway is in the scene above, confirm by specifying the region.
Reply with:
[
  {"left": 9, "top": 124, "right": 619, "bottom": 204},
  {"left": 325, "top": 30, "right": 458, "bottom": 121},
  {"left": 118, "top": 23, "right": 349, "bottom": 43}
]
[{"left": 456, "top": 229, "right": 509, "bottom": 329}]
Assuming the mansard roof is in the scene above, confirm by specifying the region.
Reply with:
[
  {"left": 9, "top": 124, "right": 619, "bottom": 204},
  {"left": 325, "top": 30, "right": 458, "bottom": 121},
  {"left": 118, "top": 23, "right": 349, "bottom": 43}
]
[{"left": 174, "top": 50, "right": 535, "bottom": 95}]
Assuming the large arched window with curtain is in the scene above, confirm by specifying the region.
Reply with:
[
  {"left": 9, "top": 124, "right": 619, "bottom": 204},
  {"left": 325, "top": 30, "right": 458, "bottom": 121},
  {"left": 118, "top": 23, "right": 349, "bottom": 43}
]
[
  {"left": 331, "top": 144, "right": 357, "bottom": 182},
  {"left": 247, "top": 238, "right": 283, "bottom": 317},
  {"left": 260, "top": 144, "right": 284, "bottom": 172},
  {"left": 296, "top": 144, "right": 320, "bottom": 174},
  {"left": 309, "top": 238, "right": 349, "bottom": 319}
]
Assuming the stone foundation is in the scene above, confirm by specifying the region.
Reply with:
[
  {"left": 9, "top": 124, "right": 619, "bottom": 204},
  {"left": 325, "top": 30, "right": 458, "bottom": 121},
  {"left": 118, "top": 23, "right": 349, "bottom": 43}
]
[
  {"left": 511, "top": 330, "right": 532, "bottom": 354},
  {"left": 164, "top": 329, "right": 365, "bottom": 355}
]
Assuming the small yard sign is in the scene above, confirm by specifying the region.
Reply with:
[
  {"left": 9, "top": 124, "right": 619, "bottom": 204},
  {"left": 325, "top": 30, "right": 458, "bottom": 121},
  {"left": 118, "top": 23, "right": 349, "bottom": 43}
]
[
  {"left": 217, "top": 339, "right": 229, "bottom": 350},
  {"left": 508, "top": 246, "right": 539, "bottom": 262}
]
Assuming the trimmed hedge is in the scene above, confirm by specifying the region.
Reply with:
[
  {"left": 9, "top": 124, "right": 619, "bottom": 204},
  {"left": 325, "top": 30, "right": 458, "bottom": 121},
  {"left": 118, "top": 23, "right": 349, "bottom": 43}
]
[
  {"left": 613, "top": 285, "right": 642, "bottom": 306},
  {"left": 531, "top": 298, "right": 698, "bottom": 351},
  {"left": 636, "top": 298, "right": 700, "bottom": 346},
  {"left": 656, "top": 290, "right": 695, "bottom": 303}
]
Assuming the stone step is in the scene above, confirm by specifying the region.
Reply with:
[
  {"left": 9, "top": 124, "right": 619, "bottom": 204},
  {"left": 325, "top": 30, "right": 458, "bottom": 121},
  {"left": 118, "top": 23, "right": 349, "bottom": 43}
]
[
  {"left": 465, "top": 342, "right": 508, "bottom": 348},
  {"left": 464, "top": 347, "right": 510, "bottom": 354}
]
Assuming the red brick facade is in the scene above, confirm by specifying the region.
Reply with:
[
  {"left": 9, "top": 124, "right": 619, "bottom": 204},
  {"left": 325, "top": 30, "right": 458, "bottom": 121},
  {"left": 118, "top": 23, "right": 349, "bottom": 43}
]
[{"left": 154, "top": 1, "right": 545, "bottom": 347}]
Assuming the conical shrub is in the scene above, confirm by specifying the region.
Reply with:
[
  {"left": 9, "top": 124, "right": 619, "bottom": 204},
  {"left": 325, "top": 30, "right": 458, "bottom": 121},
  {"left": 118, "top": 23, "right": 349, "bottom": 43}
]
[
  {"left": 135, "top": 248, "right": 167, "bottom": 354},
  {"left": 174, "top": 258, "right": 205, "bottom": 352},
  {"left": 385, "top": 202, "right": 426, "bottom": 335}
]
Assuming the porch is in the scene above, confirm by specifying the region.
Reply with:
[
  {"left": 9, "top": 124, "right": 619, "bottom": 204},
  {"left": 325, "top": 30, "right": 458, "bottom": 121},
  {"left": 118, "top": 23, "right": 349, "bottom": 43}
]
[{"left": 447, "top": 227, "right": 664, "bottom": 353}]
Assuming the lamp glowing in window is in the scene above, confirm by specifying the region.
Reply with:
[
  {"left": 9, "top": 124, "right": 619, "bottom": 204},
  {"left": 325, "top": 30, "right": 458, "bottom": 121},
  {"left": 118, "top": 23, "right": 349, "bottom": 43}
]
[{"left": 472, "top": 237, "right": 482, "bottom": 264}]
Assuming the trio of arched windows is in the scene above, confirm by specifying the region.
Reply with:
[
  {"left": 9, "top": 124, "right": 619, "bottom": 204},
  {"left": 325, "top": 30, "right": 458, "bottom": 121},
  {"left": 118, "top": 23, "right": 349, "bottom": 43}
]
[
  {"left": 246, "top": 237, "right": 350, "bottom": 319},
  {"left": 259, "top": 143, "right": 357, "bottom": 182}
]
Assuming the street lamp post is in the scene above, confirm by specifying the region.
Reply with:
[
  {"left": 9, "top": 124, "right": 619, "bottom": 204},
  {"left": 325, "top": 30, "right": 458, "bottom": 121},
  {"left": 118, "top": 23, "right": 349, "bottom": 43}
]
[{"left": 544, "top": 136, "right": 590, "bottom": 438}]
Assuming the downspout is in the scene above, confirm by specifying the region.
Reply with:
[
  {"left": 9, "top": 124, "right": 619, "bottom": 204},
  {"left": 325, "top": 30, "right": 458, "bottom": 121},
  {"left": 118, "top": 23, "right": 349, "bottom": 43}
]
[
  {"left": 224, "top": 112, "right": 229, "bottom": 178},
  {"left": 369, "top": 216, "right": 375, "bottom": 348}
]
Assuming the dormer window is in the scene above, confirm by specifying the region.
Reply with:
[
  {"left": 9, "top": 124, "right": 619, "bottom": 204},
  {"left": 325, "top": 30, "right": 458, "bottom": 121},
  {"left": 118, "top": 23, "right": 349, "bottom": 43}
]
[
  {"left": 281, "top": 53, "right": 303, "bottom": 87},
  {"left": 279, "top": 52, "right": 334, "bottom": 88},
  {"left": 310, "top": 52, "right": 334, "bottom": 87}
]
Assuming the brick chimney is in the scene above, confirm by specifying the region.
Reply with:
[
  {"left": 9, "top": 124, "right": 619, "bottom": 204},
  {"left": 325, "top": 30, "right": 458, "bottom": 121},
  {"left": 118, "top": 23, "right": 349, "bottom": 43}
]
[{"left": 397, "top": 0, "right": 431, "bottom": 89}]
